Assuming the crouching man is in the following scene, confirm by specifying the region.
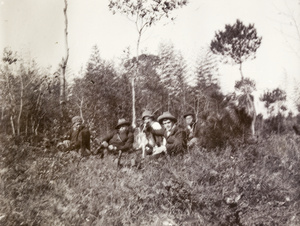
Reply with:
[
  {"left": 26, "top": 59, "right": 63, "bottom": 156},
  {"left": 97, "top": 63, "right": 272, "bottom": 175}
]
[
  {"left": 140, "top": 110, "right": 165, "bottom": 157},
  {"left": 96, "top": 118, "right": 134, "bottom": 165},
  {"left": 58, "top": 116, "right": 91, "bottom": 156},
  {"left": 154, "top": 112, "right": 187, "bottom": 156},
  {"left": 183, "top": 112, "right": 203, "bottom": 148}
]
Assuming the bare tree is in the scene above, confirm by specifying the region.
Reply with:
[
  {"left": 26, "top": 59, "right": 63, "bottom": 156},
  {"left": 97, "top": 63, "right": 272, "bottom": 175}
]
[
  {"left": 1, "top": 48, "right": 17, "bottom": 135},
  {"left": 275, "top": 0, "right": 300, "bottom": 59},
  {"left": 60, "top": 0, "right": 69, "bottom": 119}
]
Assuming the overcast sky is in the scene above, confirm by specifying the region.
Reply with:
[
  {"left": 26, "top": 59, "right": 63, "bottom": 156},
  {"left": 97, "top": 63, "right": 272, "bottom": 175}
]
[{"left": 1, "top": 0, "right": 300, "bottom": 115}]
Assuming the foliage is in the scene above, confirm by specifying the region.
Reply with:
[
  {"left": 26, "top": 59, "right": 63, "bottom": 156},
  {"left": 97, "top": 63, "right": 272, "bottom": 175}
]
[
  {"left": 263, "top": 114, "right": 287, "bottom": 135},
  {"left": 1, "top": 10, "right": 300, "bottom": 224},
  {"left": 70, "top": 45, "right": 127, "bottom": 137},
  {"left": 108, "top": 0, "right": 188, "bottom": 128},
  {"left": 108, "top": 0, "right": 188, "bottom": 27},
  {"left": 0, "top": 133, "right": 299, "bottom": 225},
  {"left": 123, "top": 53, "right": 163, "bottom": 121},
  {"left": 234, "top": 77, "right": 256, "bottom": 94},
  {"left": 187, "top": 48, "right": 223, "bottom": 119},
  {"left": 210, "top": 19, "right": 261, "bottom": 139},
  {"left": 0, "top": 48, "right": 62, "bottom": 140},
  {"left": 1, "top": 18, "right": 299, "bottom": 224},
  {"left": 198, "top": 93, "right": 256, "bottom": 149},
  {"left": 292, "top": 79, "right": 300, "bottom": 112},
  {"left": 210, "top": 19, "right": 262, "bottom": 67},
  {"left": 157, "top": 42, "right": 188, "bottom": 116},
  {"left": 260, "top": 88, "right": 288, "bottom": 134},
  {"left": 260, "top": 88, "right": 287, "bottom": 115}
]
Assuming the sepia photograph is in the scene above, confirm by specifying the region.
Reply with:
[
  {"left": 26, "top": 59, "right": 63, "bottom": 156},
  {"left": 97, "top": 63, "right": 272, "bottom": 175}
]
[{"left": 0, "top": 0, "right": 299, "bottom": 225}]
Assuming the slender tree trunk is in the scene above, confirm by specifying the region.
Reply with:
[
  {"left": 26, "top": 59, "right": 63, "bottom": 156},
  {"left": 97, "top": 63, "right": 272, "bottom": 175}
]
[
  {"left": 131, "top": 30, "right": 142, "bottom": 129},
  {"left": 250, "top": 101, "right": 256, "bottom": 136},
  {"left": 17, "top": 74, "right": 24, "bottom": 136},
  {"left": 10, "top": 115, "right": 15, "bottom": 136},
  {"left": 277, "top": 103, "right": 281, "bottom": 134},
  {"left": 60, "top": 0, "right": 69, "bottom": 119},
  {"left": 240, "top": 62, "right": 256, "bottom": 137},
  {"left": 239, "top": 62, "right": 244, "bottom": 81},
  {"left": 245, "top": 93, "right": 256, "bottom": 136},
  {"left": 131, "top": 77, "right": 136, "bottom": 128},
  {"left": 35, "top": 123, "right": 39, "bottom": 136},
  {"left": 32, "top": 117, "right": 35, "bottom": 134},
  {"left": 1, "top": 106, "right": 4, "bottom": 120},
  {"left": 25, "top": 114, "right": 28, "bottom": 136},
  {"left": 168, "top": 93, "right": 171, "bottom": 111},
  {"left": 277, "top": 116, "right": 280, "bottom": 134},
  {"left": 4, "top": 67, "right": 17, "bottom": 136},
  {"left": 79, "top": 97, "right": 84, "bottom": 122}
]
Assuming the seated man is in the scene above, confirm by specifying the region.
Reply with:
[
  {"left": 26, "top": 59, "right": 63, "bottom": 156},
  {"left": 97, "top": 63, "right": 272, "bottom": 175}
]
[
  {"left": 59, "top": 116, "right": 91, "bottom": 156},
  {"left": 140, "top": 110, "right": 165, "bottom": 156},
  {"left": 156, "top": 111, "right": 187, "bottom": 156},
  {"left": 183, "top": 112, "right": 203, "bottom": 148},
  {"left": 97, "top": 118, "right": 134, "bottom": 159}
]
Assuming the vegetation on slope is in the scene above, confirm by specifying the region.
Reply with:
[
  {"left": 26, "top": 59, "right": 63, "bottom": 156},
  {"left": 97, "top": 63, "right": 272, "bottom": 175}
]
[{"left": 0, "top": 133, "right": 299, "bottom": 225}]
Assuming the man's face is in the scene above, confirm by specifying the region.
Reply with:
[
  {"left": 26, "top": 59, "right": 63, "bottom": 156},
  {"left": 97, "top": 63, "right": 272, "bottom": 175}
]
[
  {"left": 185, "top": 115, "right": 194, "bottom": 126},
  {"left": 119, "top": 125, "right": 128, "bottom": 133},
  {"left": 163, "top": 119, "right": 173, "bottom": 132},
  {"left": 143, "top": 116, "right": 152, "bottom": 125},
  {"left": 73, "top": 122, "right": 81, "bottom": 130}
]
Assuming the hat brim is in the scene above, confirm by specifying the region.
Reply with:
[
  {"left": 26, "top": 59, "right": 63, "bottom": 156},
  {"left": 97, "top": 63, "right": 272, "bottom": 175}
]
[
  {"left": 184, "top": 113, "right": 194, "bottom": 118},
  {"left": 142, "top": 115, "right": 154, "bottom": 120},
  {"left": 72, "top": 120, "right": 82, "bottom": 125},
  {"left": 115, "top": 122, "right": 130, "bottom": 129},
  {"left": 158, "top": 116, "right": 177, "bottom": 124},
  {"left": 73, "top": 121, "right": 82, "bottom": 126}
]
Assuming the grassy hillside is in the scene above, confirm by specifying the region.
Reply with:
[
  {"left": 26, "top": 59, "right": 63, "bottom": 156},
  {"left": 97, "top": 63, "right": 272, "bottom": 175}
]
[{"left": 0, "top": 134, "right": 299, "bottom": 225}]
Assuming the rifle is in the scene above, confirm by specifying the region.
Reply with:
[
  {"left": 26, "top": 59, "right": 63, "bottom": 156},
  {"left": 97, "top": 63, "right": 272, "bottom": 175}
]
[{"left": 117, "top": 150, "right": 122, "bottom": 167}]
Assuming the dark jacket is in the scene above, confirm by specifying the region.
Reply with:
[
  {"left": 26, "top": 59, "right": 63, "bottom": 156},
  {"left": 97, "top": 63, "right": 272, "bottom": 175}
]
[
  {"left": 67, "top": 125, "right": 91, "bottom": 153},
  {"left": 164, "top": 125, "right": 187, "bottom": 155},
  {"left": 186, "top": 121, "right": 202, "bottom": 141},
  {"left": 101, "top": 130, "right": 134, "bottom": 152}
]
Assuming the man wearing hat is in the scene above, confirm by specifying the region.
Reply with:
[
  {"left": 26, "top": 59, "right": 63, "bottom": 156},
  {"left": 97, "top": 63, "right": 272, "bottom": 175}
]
[
  {"left": 183, "top": 112, "right": 203, "bottom": 148},
  {"left": 156, "top": 111, "right": 187, "bottom": 156},
  {"left": 97, "top": 118, "right": 134, "bottom": 158},
  {"left": 140, "top": 110, "right": 165, "bottom": 155},
  {"left": 62, "top": 116, "right": 91, "bottom": 156}
]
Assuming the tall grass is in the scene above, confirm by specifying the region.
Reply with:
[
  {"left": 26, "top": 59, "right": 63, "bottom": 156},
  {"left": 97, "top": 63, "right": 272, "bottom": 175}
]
[{"left": 0, "top": 134, "right": 299, "bottom": 225}]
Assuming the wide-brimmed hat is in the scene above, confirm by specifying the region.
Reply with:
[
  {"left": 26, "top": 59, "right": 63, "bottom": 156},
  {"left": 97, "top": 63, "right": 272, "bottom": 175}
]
[
  {"left": 157, "top": 111, "right": 177, "bottom": 124},
  {"left": 72, "top": 116, "right": 82, "bottom": 125},
  {"left": 183, "top": 112, "right": 195, "bottom": 118},
  {"left": 142, "top": 110, "right": 154, "bottom": 120},
  {"left": 115, "top": 118, "right": 130, "bottom": 129}
]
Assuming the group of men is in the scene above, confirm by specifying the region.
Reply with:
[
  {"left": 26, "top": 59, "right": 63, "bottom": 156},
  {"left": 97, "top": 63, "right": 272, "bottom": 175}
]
[{"left": 61, "top": 110, "right": 203, "bottom": 161}]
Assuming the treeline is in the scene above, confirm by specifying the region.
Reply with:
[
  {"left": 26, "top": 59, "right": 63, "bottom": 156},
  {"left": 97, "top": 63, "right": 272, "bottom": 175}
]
[
  {"left": 0, "top": 49, "right": 61, "bottom": 141},
  {"left": 0, "top": 44, "right": 299, "bottom": 149}
]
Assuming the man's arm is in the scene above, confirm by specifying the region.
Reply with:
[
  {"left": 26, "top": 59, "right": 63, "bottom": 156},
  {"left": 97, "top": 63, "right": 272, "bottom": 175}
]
[
  {"left": 81, "top": 129, "right": 91, "bottom": 150},
  {"left": 194, "top": 122, "right": 203, "bottom": 138},
  {"left": 147, "top": 122, "right": 164, "bottom": 136},
  {"left": 100, "top": 132, "right": 114, "bottom": 144},
  {"left": 118, "top": 132, "right": 134, "bottom": 152},
  {"left": 166, "top": 130, "right": 187, "bottom": 155}
]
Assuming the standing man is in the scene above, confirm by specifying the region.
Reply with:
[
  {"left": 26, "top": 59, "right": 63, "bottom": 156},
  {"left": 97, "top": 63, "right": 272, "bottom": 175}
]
[{"left": 157, "top": 111, "right": 187, "bottom": 156}]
